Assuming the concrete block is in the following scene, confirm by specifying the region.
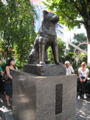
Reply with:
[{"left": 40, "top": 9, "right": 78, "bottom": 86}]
[{"left": 13, "top": 72, "right": 76, "bottom": 120}]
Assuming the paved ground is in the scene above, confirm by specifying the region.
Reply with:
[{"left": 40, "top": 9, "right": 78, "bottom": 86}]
[
  {"left": 0, "top": 94, "right": 14, "bottom": 120},
  {"left": 76, "top": 97, "right": 90, "bottom": 120},
  {"left": 0, "top": 94, "right": 90, "bottom": 120}
]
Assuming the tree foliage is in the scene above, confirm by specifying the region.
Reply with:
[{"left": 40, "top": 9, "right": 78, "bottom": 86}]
[
  {"left": 0, "top": 1, "right": 7, "bottom": 31},
  {"left": 63, "top": 51, "right": 87, "bottom": 73},
  {"left": 43, "top": 0, "right": 90, "bottom": 42},
  {"left": 0, "top": 0, "right": 36, "bottom": 67},
  {"left": 13, "top": 0, "right": 36, "bottom": 67}
]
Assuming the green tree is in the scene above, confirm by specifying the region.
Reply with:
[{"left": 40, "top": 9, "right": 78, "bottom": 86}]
[
  {"left": 0, "top": 1, "right": 7, "bottom": 31},
  {"left": 70, "top": 33, "right": 87, "bottom": 52},
  {"left": 43, "top": 0, "right": 90, "bottom": 43},
  {"left": 63, "top": 51, "right": 87, "bottom": 73},
  {"left": 14, "top": 0, "right": 36, "bottom": 67},
  {"left": 0, "top": 0, "right": 36, "bottom": 67}
]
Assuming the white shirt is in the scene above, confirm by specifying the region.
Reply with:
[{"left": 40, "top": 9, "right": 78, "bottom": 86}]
[
  {"left": 78, "top": 67, "right": 89, "bottom": 78},
  {"left": 66, "top": 66, "right": 74, "bottom": 76}
]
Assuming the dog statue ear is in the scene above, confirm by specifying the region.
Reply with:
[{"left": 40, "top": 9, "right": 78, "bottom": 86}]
[{"left": 43, "top": 10, "right": 48, "bottom": 15}]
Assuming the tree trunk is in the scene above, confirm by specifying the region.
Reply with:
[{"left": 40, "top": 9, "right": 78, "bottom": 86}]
[
  {"left": 88, "top": 44, "right": 90, "bottom": 65},
  {"left": 85, "top": 25, "right": 90, "bottom": 43},
  {"left": 85, "top": 23, "right": 90, "bottom": 65}
]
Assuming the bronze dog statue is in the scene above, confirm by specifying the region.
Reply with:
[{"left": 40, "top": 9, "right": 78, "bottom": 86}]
[{"left": 29, "top": 10, "right": 60, "bottom": 65}]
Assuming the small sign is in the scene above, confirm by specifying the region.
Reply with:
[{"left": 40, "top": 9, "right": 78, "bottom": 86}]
[{"left": 55, "top": 84, "right": 63, "bottom": 114}]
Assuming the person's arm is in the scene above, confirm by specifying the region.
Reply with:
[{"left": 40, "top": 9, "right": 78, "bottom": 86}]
[
  {"left": 86, "top": 72, "right": 89, "bottom": 79},
  {"left": 83, "top": 69, "right": 89, "bottom": 82},
  {"left": 6, "top": 66, "right": 12, "bottom": 80},
  {"left": 1, "top": 71, "right": 4, "bottom": 76},
  {"left": 71, "top": 66, "right": 74, "bottom": 74},
  {"left": 86, "top": 69, "right": 89, "bottom": 79},
  {"left": 78, "top": 68, "right": 82, "bottom": 82}
]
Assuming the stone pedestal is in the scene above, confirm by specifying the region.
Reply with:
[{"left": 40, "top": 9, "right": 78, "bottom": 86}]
[
  {"left": 13, "top": 71, "right": 76, "bottom": 120},
  {"left": 23, "top": 64, "right": 66, "bottom": 76}
]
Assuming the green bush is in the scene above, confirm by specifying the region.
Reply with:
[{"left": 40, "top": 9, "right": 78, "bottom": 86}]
[{"left": 64, "top": 51, "right": 87, "bottom": 74}]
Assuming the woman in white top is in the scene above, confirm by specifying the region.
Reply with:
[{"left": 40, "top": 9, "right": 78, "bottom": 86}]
[{"left": 77, "top": 62, "right": 89, "bottom": 99}]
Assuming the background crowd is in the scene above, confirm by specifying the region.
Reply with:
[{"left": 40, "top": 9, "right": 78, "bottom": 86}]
[{"left": 65, "top": 61, "right": 90, "bottom": 99}]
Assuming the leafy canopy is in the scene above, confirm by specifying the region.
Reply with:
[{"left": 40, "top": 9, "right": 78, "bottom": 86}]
[
  {"left": 43, "top": 0, "right": 90, "bottom": 29},
  {"left": 0, "top": 0, "right": 36, "bottom": 67}
]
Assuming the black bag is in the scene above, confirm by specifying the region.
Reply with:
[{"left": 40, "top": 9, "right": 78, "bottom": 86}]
[{"left": 3, "top": 73, "right": 8, "bottom": 81}]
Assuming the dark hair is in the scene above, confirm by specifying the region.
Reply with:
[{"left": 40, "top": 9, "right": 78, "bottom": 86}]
[{"left": 7, "top": 58, "right": 15, "bottom": 66}]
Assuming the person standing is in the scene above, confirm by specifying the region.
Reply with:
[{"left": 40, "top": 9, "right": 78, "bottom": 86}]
[
  {"left": 0, "top": 65, "right": 4, "bottom": 76},
  {"left": 5, "top": 58, "right": 16, "bottom": 107},
  {"left": 77, "top": 62, "right": 89, "bottom": 99}
]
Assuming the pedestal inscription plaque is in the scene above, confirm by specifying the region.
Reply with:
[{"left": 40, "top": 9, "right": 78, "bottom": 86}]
[{"left": 55, "top": 84, "right": 63, "bottom": 114}]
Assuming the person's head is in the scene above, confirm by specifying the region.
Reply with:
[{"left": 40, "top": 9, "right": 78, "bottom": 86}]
[
  {"left": 8, "top": 58, "right": 15, "bottom": 66},
  {"left": 81, "top": 62, "right": 87, "bottom": 69},
  {"left": 65, "top": 61, "right": 70, "bottom": 68}
]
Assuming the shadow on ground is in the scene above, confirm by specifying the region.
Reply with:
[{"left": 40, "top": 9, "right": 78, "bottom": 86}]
[{"left": 0, "top": 94, "right": 90, "bottom": 120}]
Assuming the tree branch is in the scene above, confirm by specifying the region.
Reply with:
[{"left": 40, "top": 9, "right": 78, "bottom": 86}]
[
  {"left": 60, "top": 9, "right": 84, "bottom": 24},
  {"left": 69, "top": 0, "right": 86, "bottom": 18}
]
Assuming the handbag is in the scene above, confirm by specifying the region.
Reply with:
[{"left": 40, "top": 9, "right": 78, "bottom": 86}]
[{"left": 3, "top": 73, "right": 8, "bottom": 81}]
